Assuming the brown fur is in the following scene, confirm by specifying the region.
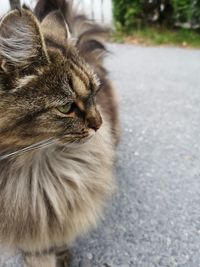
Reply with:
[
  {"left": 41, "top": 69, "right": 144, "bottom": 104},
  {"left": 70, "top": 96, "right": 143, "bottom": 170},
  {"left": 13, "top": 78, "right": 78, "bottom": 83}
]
[{"left": 0, "top": 1, "right": 120, "bottom": 266}]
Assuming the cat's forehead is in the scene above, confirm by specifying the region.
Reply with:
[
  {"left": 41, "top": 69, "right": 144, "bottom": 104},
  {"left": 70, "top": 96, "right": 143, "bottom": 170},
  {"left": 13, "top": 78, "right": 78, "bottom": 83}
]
[
  {"left": 55, "top": 55, "right": 100, "bottom": 100},
  {"left": 46, "top": 45, "right": 100, "bottom": 100},
  {"left": 69, "top": 65, "right": 99, "bottom": 99}
]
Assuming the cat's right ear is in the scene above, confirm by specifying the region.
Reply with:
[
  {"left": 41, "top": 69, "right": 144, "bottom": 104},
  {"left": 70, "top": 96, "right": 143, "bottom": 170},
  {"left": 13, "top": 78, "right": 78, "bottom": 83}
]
[{"left": 0, "top": 8, "right": 49, "bottom": 73}]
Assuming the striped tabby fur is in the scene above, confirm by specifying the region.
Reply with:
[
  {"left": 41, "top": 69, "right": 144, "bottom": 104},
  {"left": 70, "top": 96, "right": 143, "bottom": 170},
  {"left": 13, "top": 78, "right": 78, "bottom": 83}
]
[{"left": 0, "top": 1, "right": 119, "bottom": 266}]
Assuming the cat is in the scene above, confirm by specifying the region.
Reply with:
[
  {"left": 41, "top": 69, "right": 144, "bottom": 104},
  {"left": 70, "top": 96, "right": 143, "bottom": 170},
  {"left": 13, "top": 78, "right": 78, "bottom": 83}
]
[{"left": 0, "top": 0, "right": 120, "bottom": 266}]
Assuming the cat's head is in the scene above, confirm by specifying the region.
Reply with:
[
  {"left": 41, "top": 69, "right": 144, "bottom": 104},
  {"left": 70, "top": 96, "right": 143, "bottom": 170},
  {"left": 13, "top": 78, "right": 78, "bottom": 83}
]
[{"left": 0, "top": 8, "right": 102, "bottom": 152}]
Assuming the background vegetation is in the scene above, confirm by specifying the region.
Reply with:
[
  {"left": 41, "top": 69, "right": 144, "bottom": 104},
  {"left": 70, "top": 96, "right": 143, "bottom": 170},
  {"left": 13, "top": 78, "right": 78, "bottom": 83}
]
[{"left": 112, "top": 0, "right": 200, "bottom": 47}]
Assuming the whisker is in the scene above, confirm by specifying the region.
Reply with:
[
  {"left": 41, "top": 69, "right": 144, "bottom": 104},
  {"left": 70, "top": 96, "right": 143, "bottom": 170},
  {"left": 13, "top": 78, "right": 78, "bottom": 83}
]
[{"left": 0, "top": 138, "right": 58, "bottom": 160}]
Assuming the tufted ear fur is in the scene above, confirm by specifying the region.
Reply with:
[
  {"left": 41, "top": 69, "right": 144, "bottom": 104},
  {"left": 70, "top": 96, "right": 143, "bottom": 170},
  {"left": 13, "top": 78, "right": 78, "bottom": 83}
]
[
  {"left": 0, "top": 8, "right": 49, "bottom": 73},
  {"left": 40, "top": 10, "right": 71, "bottom": 45}
]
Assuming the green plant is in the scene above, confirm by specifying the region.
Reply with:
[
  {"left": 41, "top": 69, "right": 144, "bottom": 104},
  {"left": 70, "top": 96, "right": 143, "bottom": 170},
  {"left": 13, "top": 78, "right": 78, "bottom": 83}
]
[
  {"left": 173, "top": 0, "right": 191, "bottom": 23},
  {"left": 112, "top": 0, "right": 200, "bottom": 30},
  {"left": 112, "top": 0, "right": 142, "bottom": 31}
]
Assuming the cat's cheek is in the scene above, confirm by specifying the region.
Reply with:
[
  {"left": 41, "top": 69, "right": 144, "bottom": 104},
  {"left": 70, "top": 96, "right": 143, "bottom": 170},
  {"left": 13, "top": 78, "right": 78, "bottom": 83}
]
[{"left": 88, "top": 129, "right": 96, "bottom": 138}]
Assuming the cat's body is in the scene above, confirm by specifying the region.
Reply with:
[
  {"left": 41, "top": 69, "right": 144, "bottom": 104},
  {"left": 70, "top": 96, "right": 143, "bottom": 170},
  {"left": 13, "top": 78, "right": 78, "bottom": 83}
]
[
  {"left": 0, "top": 115, "right": 114, "bottom": 252},
  {"left": 0, "top": 1, "right": 119, "bottom": 266}
]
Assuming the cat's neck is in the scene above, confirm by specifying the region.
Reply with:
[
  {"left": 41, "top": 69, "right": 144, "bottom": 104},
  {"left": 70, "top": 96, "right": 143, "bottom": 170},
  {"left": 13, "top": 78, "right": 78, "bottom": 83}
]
[{"left": 0, "top": 145, "right": 56, "bottom": 179}]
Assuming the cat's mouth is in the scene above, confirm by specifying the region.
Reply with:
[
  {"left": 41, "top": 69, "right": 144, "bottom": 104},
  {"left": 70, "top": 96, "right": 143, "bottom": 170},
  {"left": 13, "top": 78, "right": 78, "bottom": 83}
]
[
  {"left": 78, "top": 129, "right": 96, "bottom": 144},
  {"left": 60, "top": 129, "right": 96, "bottom": 145}
]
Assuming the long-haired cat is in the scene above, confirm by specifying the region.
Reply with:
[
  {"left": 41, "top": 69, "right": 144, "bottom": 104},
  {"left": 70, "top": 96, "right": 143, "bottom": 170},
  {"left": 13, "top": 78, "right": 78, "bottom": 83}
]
[{"left": 0, "top": 0, "right": 119, "bottom": 266}]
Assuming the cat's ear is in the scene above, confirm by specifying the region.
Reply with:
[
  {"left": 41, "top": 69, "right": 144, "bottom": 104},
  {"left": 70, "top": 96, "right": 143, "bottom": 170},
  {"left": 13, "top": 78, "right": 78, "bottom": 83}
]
[
  {"left": 0, "top": 8, "right": 49, "bottom": 73},
  {"left": 40, "top": 10, "right": 71, "bottom": 44}
]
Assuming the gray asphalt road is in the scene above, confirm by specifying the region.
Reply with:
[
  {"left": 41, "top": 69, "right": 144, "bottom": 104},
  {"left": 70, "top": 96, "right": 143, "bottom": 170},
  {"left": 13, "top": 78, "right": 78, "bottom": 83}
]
[
  {"left": 71, "top": 44, "right": 200, "bottom": 267},
  {"left": 1, "top": 44, "right": 200, "bottom": 267}
]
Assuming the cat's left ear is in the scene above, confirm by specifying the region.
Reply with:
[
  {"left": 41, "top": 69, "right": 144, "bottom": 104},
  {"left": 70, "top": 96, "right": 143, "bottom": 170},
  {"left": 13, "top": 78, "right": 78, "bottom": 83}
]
[
  {"left": 40, "top": 10, "right": 71, "bottom": 45},
  {"left": 0, "top": 8, "right": 49, "bottom": 73}
]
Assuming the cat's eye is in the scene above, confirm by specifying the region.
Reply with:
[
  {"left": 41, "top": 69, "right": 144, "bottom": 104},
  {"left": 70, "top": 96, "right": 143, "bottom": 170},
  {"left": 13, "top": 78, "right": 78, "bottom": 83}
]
[{"left": 57, "top": 103, "right": 73, "bottom": 114}]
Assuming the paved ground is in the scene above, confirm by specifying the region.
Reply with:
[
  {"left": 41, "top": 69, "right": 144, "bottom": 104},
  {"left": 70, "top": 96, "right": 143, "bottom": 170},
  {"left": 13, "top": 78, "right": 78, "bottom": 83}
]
[{"left": 1, "top": 44, "right": 200, "bottom": 266}]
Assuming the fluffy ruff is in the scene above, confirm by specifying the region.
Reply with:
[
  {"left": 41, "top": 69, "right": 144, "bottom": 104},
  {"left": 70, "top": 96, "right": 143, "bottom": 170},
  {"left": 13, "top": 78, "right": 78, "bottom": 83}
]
[{"left": 0, "top": 116, "right": 115, "bottom": 254}]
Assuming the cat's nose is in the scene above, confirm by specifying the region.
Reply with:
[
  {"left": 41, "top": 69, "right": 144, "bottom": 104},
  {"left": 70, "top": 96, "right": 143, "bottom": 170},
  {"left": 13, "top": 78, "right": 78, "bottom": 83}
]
[{"left": 86, "top": 110, "right": 102, "bottom": 131}]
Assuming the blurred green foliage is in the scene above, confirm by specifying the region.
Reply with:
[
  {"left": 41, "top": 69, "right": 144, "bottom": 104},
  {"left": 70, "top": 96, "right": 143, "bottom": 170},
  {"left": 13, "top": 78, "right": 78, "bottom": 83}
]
[
  {"left": 112, "top": 0, "right": 200, "bottom": 32},
  {"left": 173, "top": 0, "right": 200, "bottom": 25},
  {"left": 112, "top": 0, "right": 142, "bottom": 30},
  {"left": 173, "top": 0, "right": 192, "bottom": 22}
]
